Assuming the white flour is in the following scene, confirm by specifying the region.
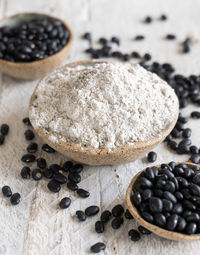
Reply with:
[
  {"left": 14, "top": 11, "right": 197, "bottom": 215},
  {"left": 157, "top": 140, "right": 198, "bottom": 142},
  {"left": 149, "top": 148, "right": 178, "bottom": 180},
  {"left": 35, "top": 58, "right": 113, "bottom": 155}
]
[{"left": 29, "top": 62, "right": 178, "bottom": 150}]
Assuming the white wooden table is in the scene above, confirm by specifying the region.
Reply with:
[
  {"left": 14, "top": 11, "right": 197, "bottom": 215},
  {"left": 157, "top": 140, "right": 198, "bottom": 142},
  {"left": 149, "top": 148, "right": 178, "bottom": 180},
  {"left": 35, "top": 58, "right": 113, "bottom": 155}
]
[{"left": 1, "top": 0, "right": 200, "bottom": 254}]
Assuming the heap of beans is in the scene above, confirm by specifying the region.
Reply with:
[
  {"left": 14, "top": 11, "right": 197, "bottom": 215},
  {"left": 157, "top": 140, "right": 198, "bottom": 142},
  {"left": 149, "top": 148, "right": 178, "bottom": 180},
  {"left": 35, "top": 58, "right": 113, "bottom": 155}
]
[
  {"left": 132, "top": 162, "right": 200, "bottom": 235},
  {"left": 0, "top": 17, "right": 70, "bottom": 62}
]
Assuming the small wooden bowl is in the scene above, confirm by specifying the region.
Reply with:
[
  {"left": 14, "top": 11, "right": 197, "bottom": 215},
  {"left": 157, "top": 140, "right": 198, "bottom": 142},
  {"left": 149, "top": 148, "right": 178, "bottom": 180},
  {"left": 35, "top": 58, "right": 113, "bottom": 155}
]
[
  {"left": 126, "top": 162, "right": 200, "bottom": 241},
  {"left": 0, "top": 12, "right": 73, "bottom": 80},
  {"left": 29, "top": 60, "right": 179, "bottom": 166}
]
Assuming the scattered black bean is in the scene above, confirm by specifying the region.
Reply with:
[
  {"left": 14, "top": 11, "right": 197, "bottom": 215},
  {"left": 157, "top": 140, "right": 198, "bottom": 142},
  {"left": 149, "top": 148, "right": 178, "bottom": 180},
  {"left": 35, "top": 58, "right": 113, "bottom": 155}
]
[
  {"left": 83, "top": 32, "right": 91, "bottom": 41},
  {"left": 125, "top": 209, "right": 133, "bottom": 219},
  {"left": 138, "top": 226, "right": 151, "bottom": 235},
  {"left": 67, "top": 181, "right": 78, "bottom": 191},
  {"left": 53, "top": 173, "right": 67, "bottom": 184},
  {"left": 77, "top": 188, "right": 90, "bottom": 198},
  {"left": 47, "top": 179, "right": 61, "bottom": 193},
  {"left": 21, "top": 166, "right": 31, "bottom": 179},
  {"left": 90, "top": 242, "right": 106, "bottom": 253},
  {"left": 27, "top": 142, "right": 38, "bottom": 153},
  {"left": 10, "top": 193, "right": 21, "bottom": 205},
  {"left": 42, "top": 144, "right": 56, "bottom": 153},
  {"left": 85, "top": 206, "right": 99, "bottom": 216},
  {"left": 112, "top": 204, "right": 124, "bottom": 217},
  {"left": 59, "top": 197, "right": 71, "bottom": 209},
  {"left": 160, "top": 14, "right": 167, "bottom": 21},
  {"left": 76, "top": 210, "right": 86, "bottom": 221},
  {"left": 0, "top": 134, "right": 5, "bottom": 145},
  {"left": 68, "top": 172, "right": 81, "bottom": 183},
  {"left": 36, "top": 158, "right": 47, "bottom": 169},
  {"left": 191, "top": 111, "right": 200, "bottom": 119},
  {"left": 144, "top": 16, "right": 152, "bottom": 23},
  {"left": 63, "top": 161, "right": 73, "bottom": 172},
  {"left": 166, "top": 34, "right": 176, "bottom": 40},
  {"left": 0, "top": 124, "right": 9, "bottom": 135},
  {"left": 132, "top": 51, "right": 140, "bottom": 58},
  {"left": 95, "top": 221, "right": 104, "bottom": 233},
  {"left": 143, "top": 53, "right": 152, "bottom": 61},
  {"left": 43, "top": 168, "right": 53, "bottom": 179},
  {"left": 111, "top": 36, "right": 120, "bottom": 45},
  {"left": 128, "top": 229, "right": 141, "bottom": 241},
  {"left": 100, "top": 210, "right": 112, "bottom": 222},
  {"left": 69, "top": 164, "right": 83, "bottom": 174},
  {"left": 147, "top": 151, "right": 157, "bottom": 163},
  {"left": 22, "top": 117, "right": 32, "bottom": 126},
  {"left": 135, "top": 35, "right": 145, "bottom": 41},
  {"left": 2, "top": 185, "right": 12, "bottom": 197},
  {"left": 32, "top": 168, "right": 42, "bottom": 181},
  {"left": 21, "top": 154, "right": 36, "bottom": 163},
  {"left": 24, "top": 129, "right": 34, "bottom": 140},
  {"left": 111, "top": 217, "right": 124, "bottom": 229}
]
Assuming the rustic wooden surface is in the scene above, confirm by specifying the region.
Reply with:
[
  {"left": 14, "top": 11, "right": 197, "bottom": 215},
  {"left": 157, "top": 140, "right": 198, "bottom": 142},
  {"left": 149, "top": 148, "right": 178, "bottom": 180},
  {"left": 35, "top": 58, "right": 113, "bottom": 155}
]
[{"left": 1, "top": 0, "right": 200, "bottom": 254}]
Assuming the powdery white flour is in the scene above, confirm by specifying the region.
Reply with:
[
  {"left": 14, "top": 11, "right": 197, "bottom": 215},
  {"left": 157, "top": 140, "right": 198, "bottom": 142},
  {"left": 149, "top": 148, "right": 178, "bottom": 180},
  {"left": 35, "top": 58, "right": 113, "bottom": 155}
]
[{"left": 29, "top": 62, "right": 178, "bottom": 150}]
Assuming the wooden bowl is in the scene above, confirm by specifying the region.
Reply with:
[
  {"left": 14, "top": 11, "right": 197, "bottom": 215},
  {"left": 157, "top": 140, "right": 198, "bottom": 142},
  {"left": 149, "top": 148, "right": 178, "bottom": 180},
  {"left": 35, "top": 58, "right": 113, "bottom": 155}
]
[
  {"left": 0, "top": 12, "right": 73, "bottom": 80},
  {"left": 29, "top": 60, "right": 179, "bottom": 166},
  {"left": 126, "top": 162, "right": 200, "bottom": 241}
]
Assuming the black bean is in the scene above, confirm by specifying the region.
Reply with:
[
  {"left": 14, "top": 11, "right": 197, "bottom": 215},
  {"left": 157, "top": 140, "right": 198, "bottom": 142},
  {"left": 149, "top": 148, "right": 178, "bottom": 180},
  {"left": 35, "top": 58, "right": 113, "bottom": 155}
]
[
  {"left": 49, "top": 164, "right": 62, "bottom": 174},
  {"left": 144, "top": 16, "right": 152, "bottom": 23},
  {"left": 134, "top": 35, "right": 145, "bottom": 41},
  {"left": 0, "top": 124, "right": 9, "bottom": 135},
  {"left": 163, "top": 191, "right": 177, "bottom": 204},
  {"left": 32, "top": 168, "right": 42, "bottom": 181},
  {"left": 160, "top": 14, "right": 167, "bottom": 21},
  {"left": 10, "top": 193, "right": 21, "bottom": 205},
  {"left": 153, "top": 189, "right": 163, "bottom": 198},
  {"left": 95, "top": 221, "right": 104, "bottom": 233},
  {"left": 47, "top": 179, "right": 61, "bottom": 193},
  {"left": 189, "top": 183, "right": 200, "bottom": 196},
  {"left": 42, "top": 144, "right": 55, "bottom": 153},
  {"left": 154, "top": 213, "right": 166, "bottom": 227},
  {"left": 0, "top": 134, "right": 5, "bottom": 145},
  {"left": 166, "top": 214, "right": 179, "bottom": 230},
  {"left": 67, "top": 181, "right": 78, "bottom": 191},
  {"left": 76, "top": 210, "right": 86, "bottom": 221},
  {"left": 36, "top": 158, "right": 46, "bottom": 169},
  {"left": 2, "top": 185, "right": 12, "bottom": 197},
  {"left": 24, "top": 129, "right": 34, "bottom": 140},
  {"left": 191, "top": 111, "right": 200, "bottom": 119},
  {"left": 68, "top": 172, "right": 81, "bottom": 183},
  {"left": 143, "top": 53, "right": 152, "bottom": 61},
  {"left": 177, "top": 217, "right": 187, "bottom": 232},
  {"left": 101, "top": 210, "right": 112, "bottom": 222},
  {"left": 53, "top": 173, "right": 67, "bottom": 184},
  {"left": 190, "top": 155, "right": 200, "bottom": 164},
  {"left": 166, "top": 34, "right": 176, "bottom": 40},
  {"left": 132, "top": 191, "right": 142, "bottom": 206},
  {"left": 175, "top": 191, "right": 184, "bottom": 201},
  {"left": 69, "top": 164, "right": 83, "bottom": 174},
  {"left": 85, "top": 206, "right": 99, "bottom": 217},
  {"left": 149, "top": 197, "right": 163, "bottom": 213},
  {"left": 77, "top": 188, "right": 90, "bottom": 198},
  {"left": 132, "top": 51, "right": 140, "bottom": 58},
  {"left": 63, "top": 161, "right": 73, "bottom": 172},
  {"left": 186, "top": 222, "right": 197, "bottom": 234},
  {"left": 174, "top": 167, "right": 184, "bottom": 176},
  {"left": 186, "top": 213, "right": 200, "bottom": 222},
  {"left": 111, "top": 217, "right": 124, "bottom": 229},
  {"left": 147, "top": 151, "right": 157, "bottom": 162},
  {"left": 164, "top": 181, "right": 175, "bottom": 193},
  {"left": 141, "top": 211, "right": 154, "bottom": 223},
  {"left": 172, "top": 203, "right": 183, "bottom": 214},
  {"left": 139, "top": 177, "right": 153, "bottom": 188},
  {"left": 21, "top": 154, "right": 35, "bottom": 163},
  {"left": 128, "top": 229, "right": 141, "bottom": 241},
  {"left": 177, "top": 177, "right": 189, "bottom": 188},
  {"left": 142, "top": 189, "right": 153, "bottom": 200},
  {"left": 183, "top": 200, "right": 196, "bottom": 210},
  {"left": 162, "top": 199, "right": 173, "bottom": 212},
  {"left": 182, "top": 128, "right": 191, "bottom": 138},
  {"left": 168, "top": 140, "right": 178, "bottom": 150},
  {"left": 124, "top": 209, "right": 133, "bottom": 220},
  {"left": 111, "top": 36, "right": 120, "bottom": 45},
  {"left": 145, "top": 167, "right": 155, "bottom": 181},
  {"left": 27, "top": 142, "right": 38, "bottom": 153},
  {"left": 99, "top": 37, "right": 107, "bottom": 45},
  {"left": 21, "top": 166, "right": 31, "bottom": 179},
  {"left": 192, "top": 173, "right": 200, "bottom": 185},
  {"left": 43, "top": 168, "right": 53, "bottom": 179},
  {"left": 59, "top": 197, "right": 71, "bottom": 209},
  {"left": 83, "top": 32, "right": 91, "bottom": 40},
  {"left": 90, "top": 242, "right": 106, "bottom": 253},
  {"left": 23, "top": 117, "right": 32, "bottom": 126},
  {"left": 190, "top": 145, "right": 199, "bottom": 154},
  {"left": 123, "top": 54, "right": 131, "bottom": 62},
  {"left": 112, "top": 204, "right": 124, "bottom": 217},
  {"left": 138, "top": 226, "right": 151, "bottom": 234}
]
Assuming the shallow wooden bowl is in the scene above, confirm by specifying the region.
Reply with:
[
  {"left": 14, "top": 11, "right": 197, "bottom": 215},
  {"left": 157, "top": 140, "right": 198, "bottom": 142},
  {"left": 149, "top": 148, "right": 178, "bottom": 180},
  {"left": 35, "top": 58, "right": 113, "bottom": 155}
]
[
  {"left": 0, "top": 12, "right": 73, "bottom": 80},
  {"left": 29, "top": 60, "right": 179, "bottom": 166},
  {"left": 126, "top": 162, "right": 200, "bottom": 241}
]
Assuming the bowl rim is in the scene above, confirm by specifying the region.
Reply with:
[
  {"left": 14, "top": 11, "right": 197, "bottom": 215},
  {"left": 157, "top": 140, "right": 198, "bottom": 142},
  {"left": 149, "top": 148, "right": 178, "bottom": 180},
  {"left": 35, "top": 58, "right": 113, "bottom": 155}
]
[
  {"left": 0, "top": 12, "right": 73, "bottom": 66},
  {"left": 126, "top": 161, "right": 200, "bottom": 241},
  {"left": 29, "top": 59, "right": 179, "bottom": 157}
]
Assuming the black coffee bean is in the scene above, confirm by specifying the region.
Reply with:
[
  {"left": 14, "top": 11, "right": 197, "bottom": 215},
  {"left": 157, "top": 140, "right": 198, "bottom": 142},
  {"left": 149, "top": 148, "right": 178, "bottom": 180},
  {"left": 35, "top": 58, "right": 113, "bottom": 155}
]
[
  {"left": 59, "top": 197, "right": 71, "bottom": 209},
  {"left": 53, "top": 173, "right": 67, "bottom": 184},
  {"left": 189, "top": 183, "right": 200, "bottom": 196},
  {"left": 68, "top": 173, "right": 81, "bottom": 183},
  {"left": 21, "top": 166, "right": 31, "bottom": 179},
  {"left": 101, "top": 210, "right": 112, "bottom": 222},
  {"left": 149, "top": 197, "right": 163, "bottom": 213},
  {"left": 95, "top": 221, "right": 104, "bottom": 233},
  {"left": 27, "top": 142, "right": 38, "bottom": 153},
  {"left": 166, "top": 34, "right": 176, "bottom": 40},
  {"left": 112, "top": 204, "right": 124, "bottom": 217},
  {"left": 0, "top": 124, "right": 9, "bottom": 135},
  {"left": 90, "top": 242, "right": 106, "bottom": 253},
  {"left": 63, "top": 161, "right": 73, "bottom": 172},
  {"left": 144, "top": 16, "right": 152, "bottom": 23},
  {"left": 24, "top": 130, "right": 34, "bottom": 140},
  {"left": 154, "top": 213, "right": 166, "bottom": 227},
  {"left": 186, "top": 222, "right": 197, "bottom": 234},
  {"left": 139, "top": 177, "right": 153, "bottom": 188},
  {"left": 128, "top": 229, "right": 141, "bottom": 241},
  {"left": 69, "top": 164, "right": 83, "bottom": 174},
  {"left": 132, "top": 191, "right": 142, "bottom": 206},
  {"left": 32, "top": 168, "right": 42, "bottom": 181},
  {"left": 77, "top": 188, "right": 90, "bottom": 198},
  {"left": 42, "top": 144, "right": 55, "bottom": 153},
  {"left": 147, "top": 151, "right": 157, "bottom": 163},
  {"left": 2, "top": 185, "right": 12, "bottom": 197},
  {"left": 47, "top": 179, "right": 61, "bottom": 193},
  {"left": 135, "top": 35, "right": 145, "bottom": 40},
  {"left": 36, "top": 158, "right": 46, "bottom": 169},
  {"left": 162, "top": 199, "right": 173, "bottom": 212},
  {"left": 141, "top": 212, "right": 154, "bottom": 223},
  {"left": 43, "top": 168, "right": 53, "bottom": 179},
  {"left": 21, "top": 154, "right": 36, "bottom": 163},
  {"left": 76, "top": 210, "right": 86, "bottom": 221},
  {"left": 111, "top": 217, "right": 124, "bottom": 229},
  {"left": 85, "top": 206, "right": 99, "bottom": 216},
  {"left": 166, "top": 214, "right": 179, "bottom": 230},
  {"left": 67, "top": 181, "right": 78, "bottom": 191},
  {"left": 190, "top": 155, "right": 200, "bottom": 164},
  {"left": 124, "top": 209, "right": 133, "bottom": 220},
  {"left": 142, "top": 189, "right": 153, "bottom": 200},
  {"left": 10, "top": 193, "right": 21, "bottom": 205},
  {"left": 163, "top": 191, "right": 177, "bottom": 204},
  {"left": 23, "top": 117, "right": 32, "bottom": 126},
  {"left": 138, "top": 226, "right": 151, "bottom": 234},
  {"left": 191, "top": 111, "right": 200, "bottom": 118},
  {"left": 0, "top": 134, "right": 5, "bottom": 145}
]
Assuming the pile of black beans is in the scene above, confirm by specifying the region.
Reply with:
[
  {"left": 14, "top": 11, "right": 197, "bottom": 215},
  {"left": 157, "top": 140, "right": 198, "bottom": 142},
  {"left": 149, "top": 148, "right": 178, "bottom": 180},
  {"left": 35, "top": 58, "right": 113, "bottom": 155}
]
[
  {"left": 132, "top": 162, "right": 200, "bottom": 235},
  {"left": 0, "top": 17, "right": 70, "bottom": 62}
]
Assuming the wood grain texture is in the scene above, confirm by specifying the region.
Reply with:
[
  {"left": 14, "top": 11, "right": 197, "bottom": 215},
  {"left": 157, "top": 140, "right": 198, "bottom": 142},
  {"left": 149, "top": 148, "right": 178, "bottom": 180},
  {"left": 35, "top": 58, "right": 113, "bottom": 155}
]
[{"left": 1, "top": 0, "right": 200, "bottom": 254}]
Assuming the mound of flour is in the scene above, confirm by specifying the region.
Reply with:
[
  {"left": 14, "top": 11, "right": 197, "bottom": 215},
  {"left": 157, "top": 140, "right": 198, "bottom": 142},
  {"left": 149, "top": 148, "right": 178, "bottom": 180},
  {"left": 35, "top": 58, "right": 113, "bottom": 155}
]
[{"left": 29, "top": 62, "right": 178, "bottom": 150}]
